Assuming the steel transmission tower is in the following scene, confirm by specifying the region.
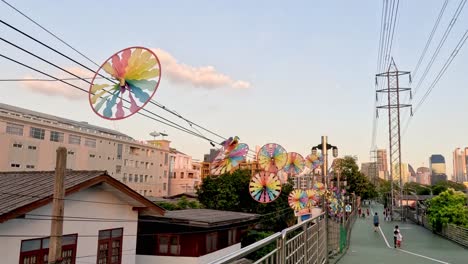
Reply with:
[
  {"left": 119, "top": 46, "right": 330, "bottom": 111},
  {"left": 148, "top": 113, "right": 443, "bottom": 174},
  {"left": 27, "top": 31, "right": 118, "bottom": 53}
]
[{"left": 376, "top": 58, "right": 412, "bottom": 220}]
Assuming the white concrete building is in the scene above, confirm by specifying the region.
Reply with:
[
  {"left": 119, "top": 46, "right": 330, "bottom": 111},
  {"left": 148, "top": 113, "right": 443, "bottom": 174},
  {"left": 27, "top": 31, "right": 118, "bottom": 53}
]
[
  {"left": 0, "top": 103, "right": 171, "bottom": 197},
  {"left": 0, "top": 170, "right": 165, "bottom": 264}
]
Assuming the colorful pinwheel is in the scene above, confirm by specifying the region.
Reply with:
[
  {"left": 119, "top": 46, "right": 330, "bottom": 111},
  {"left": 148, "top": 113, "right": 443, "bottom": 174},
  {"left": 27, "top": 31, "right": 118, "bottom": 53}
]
[
  {"left": 257, "top": 143, "right": 288, "bottom": 173},
  {"left": 288, "top": 189, "right": 308, "bottom": 210},
  {"left": 283, "top": 152, "right": 305, "bottom": 175},
  {"left": 211, "top": 138, "right": 249, "bottom": 175},
  {"left": 313, "top": 182, "right": 325, "bottom": 196},
  {"left": 249, "top": 172, "right": 282, "bottom": 203},
  {"left": 89, "top": 47, "right": 161, "bottom": 120},
  {"left": 305, "top": 153, "right": 323, "bottom": 170},
  {"left": 306, "top": 189, "right": 319, "bottom": 207}
]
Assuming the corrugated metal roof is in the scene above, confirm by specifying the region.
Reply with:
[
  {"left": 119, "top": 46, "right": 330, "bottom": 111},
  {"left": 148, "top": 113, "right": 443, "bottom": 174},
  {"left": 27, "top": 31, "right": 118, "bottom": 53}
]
[
  {"left": 0, "top": 103, "right": 130, "bottom": 138},
  {"left": 0, "top": 170, "right": 106, "bottom": 216},
  {"left": 162, "top": 209, "right": 258, "bottom": 224}
]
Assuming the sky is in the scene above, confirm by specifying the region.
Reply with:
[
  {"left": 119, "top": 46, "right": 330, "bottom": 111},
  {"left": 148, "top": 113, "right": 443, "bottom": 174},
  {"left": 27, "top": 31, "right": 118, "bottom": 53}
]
[{"left": 1, "top": 0, "right": 467, "bottom": 178}]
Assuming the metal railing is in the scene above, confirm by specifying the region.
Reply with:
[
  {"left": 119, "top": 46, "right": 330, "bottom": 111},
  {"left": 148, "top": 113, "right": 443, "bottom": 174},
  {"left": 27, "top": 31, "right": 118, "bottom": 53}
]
[
  {"left": 404, "top": 207, "right": 468, "bottom": 248},
  {"left": 209, "top": 213, "right": 328, "bottom": 264}
]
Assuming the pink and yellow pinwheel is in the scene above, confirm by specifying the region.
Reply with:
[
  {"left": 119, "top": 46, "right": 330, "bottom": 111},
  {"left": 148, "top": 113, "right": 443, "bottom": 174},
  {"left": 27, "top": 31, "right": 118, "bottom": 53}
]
[
  {"left": 211, "top": 141, "right": 249, "bottom": 175},
  {"left": 89, "top": 47, "right": 161, "bottom": 120},
  {"left": 257, "top": 143, "right": 288, "bottom": 173},
  {"left": 305, "top": 153, "right": 323, "bottom": 170},
  {"left": 288, "top": 189, "right": 308, "bottom": 211},
  {"left": 283, "top": 152, "right": 305, "bottom": 175},
  {"left": 306, "top": 189, "right": 319, "bottom": 207},
  {"left": 249, "top": 172, "right": 282, "bottom": 203}
]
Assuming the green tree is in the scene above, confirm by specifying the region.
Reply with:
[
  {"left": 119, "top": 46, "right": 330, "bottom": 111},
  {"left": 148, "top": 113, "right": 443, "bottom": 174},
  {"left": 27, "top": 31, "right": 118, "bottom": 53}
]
[
  {"left": 197, "top": 169, "right": 295, "bottom": 231},
  {"left": 431, "top": 181, "right": 466, "bottom": 195},
  {"left": 427, "top": 188, "right": 468, "bottom": 231},
  {"left": 156, "top": 195, "right": 201, "bottom": 210},
  {"left": 337, "top": 156, "right": 377, "bottom": 199},
  {"left": 404, "top": 182, "right": 432, "bottom": 195}
]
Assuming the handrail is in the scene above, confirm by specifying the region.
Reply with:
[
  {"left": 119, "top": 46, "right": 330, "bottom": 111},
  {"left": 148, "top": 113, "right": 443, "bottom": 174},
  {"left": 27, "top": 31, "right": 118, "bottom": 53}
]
[
  {"left": 207, "top": 232, "right": 281, "bottom": 264},
  {"left": 209, "top": 212, "right": 326, "bottom": 264}
]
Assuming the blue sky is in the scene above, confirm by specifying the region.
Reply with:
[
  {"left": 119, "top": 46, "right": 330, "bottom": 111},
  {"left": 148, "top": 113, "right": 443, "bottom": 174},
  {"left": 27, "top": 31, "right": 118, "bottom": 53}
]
[{"left": 1, "top": 1, "right": 467, "bottom": 177}]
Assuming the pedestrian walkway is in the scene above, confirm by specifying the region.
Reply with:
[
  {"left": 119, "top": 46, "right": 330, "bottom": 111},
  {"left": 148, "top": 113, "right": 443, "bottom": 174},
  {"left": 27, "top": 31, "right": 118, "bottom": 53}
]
[{"left": 338, "top": 203, "right": 468, "bottom": 264}]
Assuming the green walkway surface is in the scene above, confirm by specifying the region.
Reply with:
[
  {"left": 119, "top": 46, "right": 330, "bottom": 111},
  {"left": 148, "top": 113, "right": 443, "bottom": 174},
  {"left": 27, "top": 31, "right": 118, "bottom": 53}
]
[{"left": 338, "top": 204, "right": 468, "bottom": 264}]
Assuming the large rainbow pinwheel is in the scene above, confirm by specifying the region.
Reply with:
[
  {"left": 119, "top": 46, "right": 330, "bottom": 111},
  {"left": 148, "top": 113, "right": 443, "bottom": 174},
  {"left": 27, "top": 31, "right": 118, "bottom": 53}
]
[
  {"left": 249, "top": 172, "right": 282, "bottom": 203},
  {"left": 89, "top": 47, "right": 161, "bottom": 120},
  {"left": 211, "top": 136, "right": 249, "bottom": 175},
  {"left": 283, "top": 152, "right": 305, "bottom": 175},
  {"left": 305, "top": 153, "right": 323, "bottom": 170},
  {"left": 288, "top": 189, "right": 308, "bottom": 211},
  {"left": 257, "top": 143, "right": 288, "bottom": 173}
]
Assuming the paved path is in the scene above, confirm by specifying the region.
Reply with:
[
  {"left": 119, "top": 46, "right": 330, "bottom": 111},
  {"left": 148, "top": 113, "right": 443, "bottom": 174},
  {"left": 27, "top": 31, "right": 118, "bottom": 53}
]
[{"left": 338, "top": 203, "right": 468, "bottom": 264}]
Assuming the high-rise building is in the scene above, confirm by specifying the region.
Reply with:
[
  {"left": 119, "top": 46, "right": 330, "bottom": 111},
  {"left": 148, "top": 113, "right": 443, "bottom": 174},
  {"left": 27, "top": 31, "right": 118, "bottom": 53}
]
[
  {"left": 453, "top": 148, "right": 467, "bottom": 183},
  {"left": 430, "top": 154, "right": 446, "bottom": 174},
  {"left": 416, "top": 167, "right": 431, "bottom": 185},
  {"left": 376, "top": 149, "right": 389, "bottom": 180},
  {"left": 0, "top": 103, "right": 171, "bottom": 197},
  {"left": 361, "top": 162, "right": 377, "bottom": 181},
  {"left": 391, "top": 162, "right": 410, "bottom": 184},
  {"left": 203, "top": 149, "right": 218, "bottom": 162}
]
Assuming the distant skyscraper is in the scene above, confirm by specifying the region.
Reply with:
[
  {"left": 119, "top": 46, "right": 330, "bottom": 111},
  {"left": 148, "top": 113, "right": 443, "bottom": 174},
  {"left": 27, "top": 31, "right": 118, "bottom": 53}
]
[
  {"left": 391, "top": 163, "right": 410, "bottom": 184},
  {"left": 203, "top": 149, "right": 218, "bottom": 162},
  {"left": 430, "top": 154, "right": 446, "bottom": 175},
  {"left": 416, "top": 167, "right": 431, "bottom": 185},
  {"left": 376, "top": 149, "right": 388, "bottom": 180},
  {"left": 361, "top": 162, "right": 376, "bottom": 181},
  {"left": 453, "top": 148, "right": 466, "bottom": 183},
  {"left": 408, "top": 164, "right": 416, "bottom": 182}
]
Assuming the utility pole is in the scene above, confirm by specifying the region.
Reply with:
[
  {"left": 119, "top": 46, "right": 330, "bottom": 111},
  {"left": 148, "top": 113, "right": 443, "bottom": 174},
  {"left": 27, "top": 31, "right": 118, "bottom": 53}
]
[
  {"left": 48, "top": 147, "right": 67, "bottom": 264},
  {"left": 376, "top": 58, "right": 411, "bottom": 221}
]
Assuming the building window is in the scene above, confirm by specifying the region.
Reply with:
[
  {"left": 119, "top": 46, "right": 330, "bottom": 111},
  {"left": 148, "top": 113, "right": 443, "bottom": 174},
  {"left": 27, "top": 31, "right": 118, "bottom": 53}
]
[
  {"left": 13, "top": 143, "right": 23, "bottom": 148},
  {"left": 180, "top": 172, "right": 184, "bottom": 179},
  {"left": 97, "top": 228, "right": 123, "bottom": 264},
  {"left": 173, "top": 172, "right": 176, "bottom": 178},
  {"left": 10, "top": 163, "right": 20, "bottom": 168},
  {"left": 145, "top": 162, "right": 150, "bottom": 169},
  {"left": 19, "top": 234, "right": 77, "bottom": 264},
  {"left": 68, "top": 135, "right": 81, "bottom": 145},
  {"left": 6, "top": 123, "right": 23, "bottom": 136},
  {"left": 30, "top": 127, "right": 45, "bottom": 140},
  {"left": 163, "top": 183, "right": 167, "bottom": 191},
  {"left": 206, "top": 232, "right": 218, "bottom": 253},
  {"left": 144, "top": 190, "right": 147, "bottom": 196},
  {"left": 135, "top": 161, "right": 139, "bottom": 168},
  {"left": 90, "top": 154, "right": 96, "bottom": 158},
  {"left": 26, "top": 165, "right": 35, "bottom": 169},
  {"left": 164, "top": 153, "right": 168, "bottom": 165},
  {"left": 117, "top": 144, "right": 123, "bottom": 160},
  {"left": 84, "top": 138, "right": 96, "bottom": 148},
  {"left": 50, "top": 131, "right": 64, "bottom": 142},
  {"left": 129, "top": 174, "right": 133, "bottom": 182},
  {"left": 144, "top": 175, "right": 148, "bottom": 182},
  {"left": 140, "top": 175, "right": 143, "bottom": 183},
  {"left": 28, "top": 145, "right": 37, "bottom": 150},
  {"left": 157, "top": 235, "right": 180, "bottom": 256},
  {"left": 163, "top": 171, "right": 167, "bottom": 178},
  {"left": 116, "top": 165, "right": 122, "bottom": 174},
  {"left": 123, "top": 173, "right": 127, "bottom": 183},
  {"left": 67, "top": 151, "right": 74, "bottom": 155}
]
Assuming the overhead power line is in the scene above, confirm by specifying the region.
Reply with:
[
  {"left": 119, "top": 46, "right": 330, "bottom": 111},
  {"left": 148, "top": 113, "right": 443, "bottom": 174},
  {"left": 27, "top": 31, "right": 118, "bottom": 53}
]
[
  {"left": 412, "top": 0, "right": 449, "bottom": 79},
  {"left": 413, "top": 0, "right": 467, "bottom": 95}
]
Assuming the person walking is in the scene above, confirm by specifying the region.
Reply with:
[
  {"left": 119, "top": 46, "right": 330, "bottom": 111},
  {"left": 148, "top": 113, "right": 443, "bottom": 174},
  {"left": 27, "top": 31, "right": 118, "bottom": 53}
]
[
  {"left": 396, "top": 230, "right": 403, "bottom": 248},
  {"left": 366, "top": 208, "right": 370, "bottom": 217},
  {"left": 373, "top": 212, "right": 380, "bottom": 232},
  {"left": 393, "top": 225, "right": 400, "bottom": 248}
]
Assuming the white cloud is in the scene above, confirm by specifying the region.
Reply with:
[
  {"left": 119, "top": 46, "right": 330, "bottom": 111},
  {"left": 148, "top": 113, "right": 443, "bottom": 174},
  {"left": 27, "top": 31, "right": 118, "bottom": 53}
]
[
  {"left": 20, "top": 49, "right": 251, "bottom": 100},
  {"left": 153, "top": 48, "right": 251, "bottom": 89},
  {"left": 20, "top": 67, "right": 94, "bottom": 100}
]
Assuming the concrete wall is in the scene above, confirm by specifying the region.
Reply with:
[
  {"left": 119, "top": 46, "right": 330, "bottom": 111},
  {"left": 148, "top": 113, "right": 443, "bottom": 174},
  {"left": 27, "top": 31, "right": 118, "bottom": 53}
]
[
  {"left": 136, "top": 243, "right": 241, "bottom": 264},
  {"left": 0, "top": 186, "right": 139, "bottom": 264}
]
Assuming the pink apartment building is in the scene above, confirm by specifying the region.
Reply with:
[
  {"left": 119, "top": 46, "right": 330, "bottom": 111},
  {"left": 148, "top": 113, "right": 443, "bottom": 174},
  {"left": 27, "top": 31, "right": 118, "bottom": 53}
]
[
  {"left": 168, "top": 149, "right": 202, "bottom": 196},
  {"left": 0, "top": 103, "right": 173, "bottom": 197}
]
